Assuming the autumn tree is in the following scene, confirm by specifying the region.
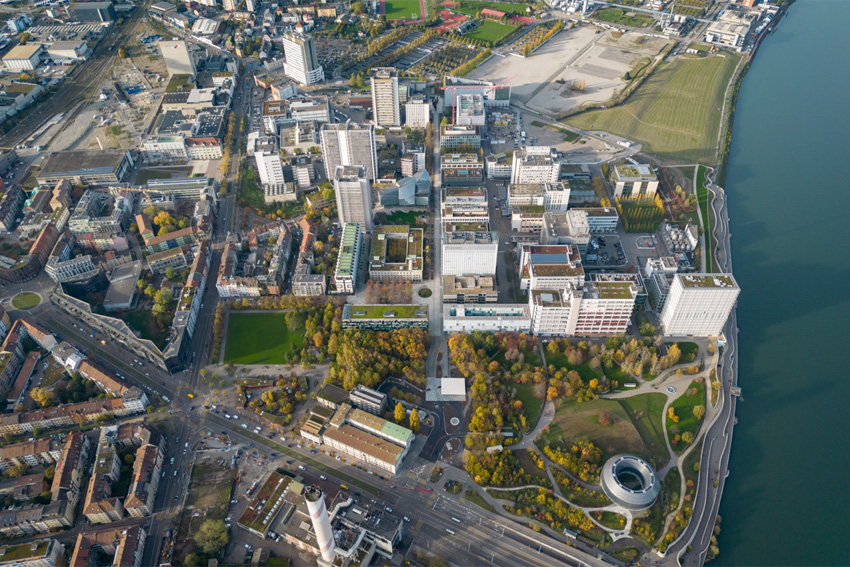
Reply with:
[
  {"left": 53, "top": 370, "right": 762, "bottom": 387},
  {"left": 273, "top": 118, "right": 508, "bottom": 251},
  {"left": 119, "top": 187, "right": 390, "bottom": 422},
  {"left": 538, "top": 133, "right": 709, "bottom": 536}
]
[
  {"left": 30, "top": 387, "right": 54, "bottom": 408},
  {"left": 693, "top": 405, "right": 706, "bottom": 420},
  {"left": 194, "top": 519, "right": 229, "bottom": 555},
  {"left": 394, "top": 402, "right": 405, "bottom": 424},
  {"left": 409, "top": 409, "right": 420, "bottom": 433}
]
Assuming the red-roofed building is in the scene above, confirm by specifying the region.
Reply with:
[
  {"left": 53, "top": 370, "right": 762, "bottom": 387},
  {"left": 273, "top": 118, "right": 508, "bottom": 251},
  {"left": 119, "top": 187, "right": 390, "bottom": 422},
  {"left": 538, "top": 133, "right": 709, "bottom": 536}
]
[
  {"left": 444, "top": 20, "right": 460, "bottom": 29},
  {"left": 511, "top": 15, "right": 535, "bottom": 24},
  {"left": 438, "top": 9, "right": 453, "bottom": 17},
  {"left": 481, "top": 7, "right": 506, "bottom": 18}
]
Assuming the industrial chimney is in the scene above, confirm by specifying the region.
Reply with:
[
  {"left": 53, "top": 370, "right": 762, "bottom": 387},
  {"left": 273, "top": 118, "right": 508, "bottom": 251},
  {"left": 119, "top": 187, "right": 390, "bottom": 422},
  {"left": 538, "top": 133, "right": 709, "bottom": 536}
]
[{"left": 305, "top": 486, "right": 335, "bottom": 563}]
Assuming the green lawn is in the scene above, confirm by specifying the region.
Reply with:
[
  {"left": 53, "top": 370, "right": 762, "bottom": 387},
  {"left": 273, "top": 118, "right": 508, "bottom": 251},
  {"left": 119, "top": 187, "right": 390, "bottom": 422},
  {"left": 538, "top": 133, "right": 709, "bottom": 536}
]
[
  {"left": 667, "top": 380, "right": 705, "bottom": 450},
  {"left": 696, "top": 165, "right": 714, "bottom": 272},
  {"left": 667, "top": 341, "right": 699, "bottom": 363},
  {"left": 464, "top": 489, "right": 496, "bottom": 512},
  {"left": 120, "top": 308, "right": 168, "bottom": 349},
  {"left": 455, "top": 1, "right": 529, "bottom": 16},
  {"left": 538, "top": 397, "right": 648, "bottom": 463},
  {"left": 567, "top": 54, "right": 741, "bottom": 163},
  {"left": 513, "top": 381, "right": 544, "bottom": 430},
  {"left": 384, "top": 0, "right": 421, "bottom": 19},
  {"left": 512, "top": 448, "right": 551, "bottom": 487},
  {"left": 616, "top": 393, "right": 669, "bottom": 468},
  {"left": 593, "top": 7, "right": 656, "bottom": 28},
  {"left": 224, "top": 313, "right": 305, "bottom": 364},
  {"left": 464, "top": 20, "right": 516, "bottom": 45},
  {"left": 11, "top": 292, "right": 41, "bottom": 309}
]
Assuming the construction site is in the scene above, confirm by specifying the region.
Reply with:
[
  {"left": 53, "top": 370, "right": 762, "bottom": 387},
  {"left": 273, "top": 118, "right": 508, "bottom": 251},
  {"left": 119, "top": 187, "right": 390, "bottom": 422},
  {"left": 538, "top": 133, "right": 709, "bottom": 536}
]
[{"left": 469, "top": 25, "right": 673, "bottom": 118}]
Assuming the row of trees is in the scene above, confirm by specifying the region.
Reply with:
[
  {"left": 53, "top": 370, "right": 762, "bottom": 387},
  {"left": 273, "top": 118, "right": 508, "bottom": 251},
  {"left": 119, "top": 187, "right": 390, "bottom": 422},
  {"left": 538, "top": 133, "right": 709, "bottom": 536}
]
[{"left": 520, "top": 20, "right": 563, "bottom": 56}]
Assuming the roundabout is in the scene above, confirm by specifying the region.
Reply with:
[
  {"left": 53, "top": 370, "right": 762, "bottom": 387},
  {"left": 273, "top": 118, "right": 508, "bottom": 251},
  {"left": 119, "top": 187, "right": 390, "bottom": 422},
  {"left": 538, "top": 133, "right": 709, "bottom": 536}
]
[
  {"left": 10, "top": 292, "right": 41, "bottom": 310},
  {"left": 600, "top": 455, "right": 660, "bottom": 510}
]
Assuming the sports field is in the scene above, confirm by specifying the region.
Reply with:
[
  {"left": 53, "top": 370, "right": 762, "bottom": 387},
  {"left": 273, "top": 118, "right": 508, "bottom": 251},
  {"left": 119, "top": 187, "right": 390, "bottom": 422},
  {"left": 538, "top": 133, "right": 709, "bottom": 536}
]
[
  {"left": 464, "top": 20, "right": 515, "bottom": 44},
  {"left": 223, "top": 312, "right": 304, "bottom": 364},
  {"left": 455, "top": 0, "right": 528, "bottom": 16},
  {"left": 384, "top": 0, "right": 422, "bottom": 20},
  {"left": 567, "top": 54, "right": 741, "bottom": 163}
]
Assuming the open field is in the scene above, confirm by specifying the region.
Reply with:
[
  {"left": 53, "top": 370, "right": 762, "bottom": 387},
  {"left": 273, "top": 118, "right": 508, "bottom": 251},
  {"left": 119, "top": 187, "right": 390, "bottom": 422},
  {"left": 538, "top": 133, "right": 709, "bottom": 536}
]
[
  {"left": 617, "top": 393, "right": 668, "bottom": 467},
  {"left": 11, "top": 292, "right": 41, "bottom": 309},
  {"left": 537, "top": 397, "right": 647, "bottom": 462},
  {"left": 224, "top": 312, "right": 305, "bottom": 364},
  {"left": 567, "top": 53, "right": 741, "bottom": 163},
  {"left": 465, "top": 20, "right": 516, "bottom": 44},
  {"left": 593, "top": 7, "right": 656, "bottom": 28},
  {"left": 385, "top": 0, "right": 422, "bottom": 19}
]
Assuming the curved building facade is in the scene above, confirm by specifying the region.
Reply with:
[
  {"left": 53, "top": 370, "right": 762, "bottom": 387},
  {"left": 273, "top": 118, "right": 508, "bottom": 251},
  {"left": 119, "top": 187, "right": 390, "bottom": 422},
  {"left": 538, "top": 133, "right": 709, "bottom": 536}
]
[{"left": 600, "top": 454, "right": 661, "bottom": 510}]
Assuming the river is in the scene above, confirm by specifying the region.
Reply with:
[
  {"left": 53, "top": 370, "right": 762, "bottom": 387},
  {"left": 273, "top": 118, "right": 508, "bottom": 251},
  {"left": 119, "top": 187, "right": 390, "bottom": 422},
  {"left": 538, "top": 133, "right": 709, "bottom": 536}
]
[{"left": 717, "top": 0, "right": 850, "bottom": 564}]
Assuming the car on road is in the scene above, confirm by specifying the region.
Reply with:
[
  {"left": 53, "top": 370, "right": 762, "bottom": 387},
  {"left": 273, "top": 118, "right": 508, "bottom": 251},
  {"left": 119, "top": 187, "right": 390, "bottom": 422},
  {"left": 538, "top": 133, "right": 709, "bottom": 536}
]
[
  {"left": 298, "top": 465, "right": 305, "bottom": 471},
  {"left": 320, "top": 475, "right": 327, "bottom": 481}
]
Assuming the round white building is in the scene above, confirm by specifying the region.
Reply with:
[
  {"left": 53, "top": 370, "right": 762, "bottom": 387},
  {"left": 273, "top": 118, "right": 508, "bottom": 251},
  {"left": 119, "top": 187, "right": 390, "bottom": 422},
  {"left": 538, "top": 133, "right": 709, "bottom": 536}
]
[{"left": 600, "top": 455, "right": 661, "bottom": 510}]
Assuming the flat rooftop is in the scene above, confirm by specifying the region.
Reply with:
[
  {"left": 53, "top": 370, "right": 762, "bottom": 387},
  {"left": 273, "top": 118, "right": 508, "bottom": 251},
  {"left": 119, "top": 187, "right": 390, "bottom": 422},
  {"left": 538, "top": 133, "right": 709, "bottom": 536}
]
[
  {"left": 678, "top": 274, "right": 738, "bottom": 289},
  {"left": 348, "top": 305, "right": 427, "bottom": 319},
  {"left": 615, "top": 163, "right": 656, "bottom": 180}
]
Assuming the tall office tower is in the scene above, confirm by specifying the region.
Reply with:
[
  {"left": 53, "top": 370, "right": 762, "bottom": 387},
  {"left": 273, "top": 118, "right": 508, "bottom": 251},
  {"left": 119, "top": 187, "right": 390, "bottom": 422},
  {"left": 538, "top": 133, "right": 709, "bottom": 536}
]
[
  {"left": 660, "top": 274, "right": 740, "bottom": 336},
  {"left": 321, "top": 122, "right": 378, "bottom": 181},
  {"left": 282, "top": 32, "right": 325, "bottom": 85},
  {"left": 511, "top": 146, "right": 560, "bottom": 184},
  {"left": 370, "top": 67, "right": 400, "bottom": 127},
  {"left": 334, "top": 166, "right": 373, "bottom": 233},
  {"left": 157, "top": 41, "right": 196, "bottom": 79},
  {"left": 222, "top": 0, "right": 236, "bottom": 11},
  {"left": 245, "top": 0, "right": 255, "bottom": 11},
  {"left": 405, "top": 96, "right": 429, "bottom": 128},
  {"left": 305, "top": 486, "right": 336, "bottom": 564}
]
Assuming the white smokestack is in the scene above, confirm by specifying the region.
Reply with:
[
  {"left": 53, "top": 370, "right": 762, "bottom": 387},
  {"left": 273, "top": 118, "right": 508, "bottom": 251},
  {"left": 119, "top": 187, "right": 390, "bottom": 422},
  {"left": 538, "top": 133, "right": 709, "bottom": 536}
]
[{"left": 305, "top": 486, "right": 335, "bottom": 563}]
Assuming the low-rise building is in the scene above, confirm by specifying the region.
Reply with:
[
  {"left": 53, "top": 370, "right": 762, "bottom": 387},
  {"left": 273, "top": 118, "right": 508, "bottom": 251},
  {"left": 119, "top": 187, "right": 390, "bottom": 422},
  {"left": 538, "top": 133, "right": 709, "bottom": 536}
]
[
  {"left": 2, "top": 44, "right": 44, "bottom": 71},
  {"left": 507, "top": 182, "right": 570, "bottom": 212},
  {"left": 37, "top": 151, "right": 134, "bottom": 186},
  {"left": 511, "top": 146, "right": 559, "bottom": 184},
  {"left": 440, "top": 153, "right": 484, "bottom": 186},
  {"left": 368, "top": 226, "right": 424, "bottom": 282},
  {"left": 103, "top": 261, "right": 142, "bottom": 312},
  {"left": 541, "top": 211, "right": 591, "bottom": 254},
  {"left": 0, "top": 538, "right": 64, "bottom": 567},
  {"left": 341, "top": 304, "right": 428, "bottom": 331},
  {"left": 316, "top": 383, "right": 349, "bottom": 411},
  {"left": 611, "top": 163, "right": 659, "bottom": 199},
  {"left": 440, "top": 186, "right": 489, "bottom": 226},
  {"left": 519, "top": 244, "right": 584, "bottom": 291},
  {"left": 439, "top": 123, "right": 480, "bottom": 152},
  {"left": 441, "top": 230, "right": 498, "bottom": 276},
  {"left": 576, "top": 207, "right": 619, "bottom": 233},
  {"left": 69, "top": 525, "right": 146, "bottom": 567},
  {"left": 349, "top": 385, "right": 387, "bottom": 416},
  {"left": 442, "top": 274, "right": 497, "bottom": 303}
]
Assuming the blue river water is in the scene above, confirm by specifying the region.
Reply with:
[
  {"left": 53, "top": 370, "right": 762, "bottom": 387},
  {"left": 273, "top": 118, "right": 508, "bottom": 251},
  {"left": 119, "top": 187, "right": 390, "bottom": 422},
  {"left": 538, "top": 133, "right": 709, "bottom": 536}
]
[{"left": 717, "top": 0, "right": 850, "bottom": 564}]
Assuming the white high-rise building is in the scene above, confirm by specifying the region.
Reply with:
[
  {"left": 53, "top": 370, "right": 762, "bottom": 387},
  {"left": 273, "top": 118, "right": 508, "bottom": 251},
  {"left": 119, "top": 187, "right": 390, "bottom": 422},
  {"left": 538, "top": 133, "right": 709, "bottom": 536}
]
[
  {"left": 660, "top": 274, "right": 740, "bottom": 336},
  {"left": 222, "top": 0, "right": 236, "bottom": 11},
  {"left": 282, "top": 32, "right": 324, "bottom": 85},
  {"left": 405, "top": 96, "right": 429, "bottom": 128},
  {"left": 321, "top": 122, "right": 378, "bottom": 181},
  {"left": 529, "top": 282, "right": 637, "bottom": 337},
  {"left": 441, "top": 231, "right": 498, "bottom": 276},
  {"left": 157, "top": 41, "right": 196, "bottom": 79},
  {"left": 255, "top": 152, "right": 288, "bottom": 203},
  {"left": 511, "top": 146, "right": 560, "bottom": 184},
  {"left": 370, "top": 67, "right": 400, "bottom": 127},
  {"left": 334, "top": 166, "right": 373, "bottom": 233}
]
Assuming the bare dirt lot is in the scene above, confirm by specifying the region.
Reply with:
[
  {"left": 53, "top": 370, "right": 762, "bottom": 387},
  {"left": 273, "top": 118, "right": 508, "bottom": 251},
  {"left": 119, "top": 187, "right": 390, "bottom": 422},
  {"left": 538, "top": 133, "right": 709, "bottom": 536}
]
[{"left": 470, "top": 26, "right": 671, "bottom": 118}]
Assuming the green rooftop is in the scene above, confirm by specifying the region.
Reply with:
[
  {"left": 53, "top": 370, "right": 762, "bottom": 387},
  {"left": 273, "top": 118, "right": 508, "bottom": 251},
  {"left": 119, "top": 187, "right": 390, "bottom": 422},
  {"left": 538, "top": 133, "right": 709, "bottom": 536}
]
[
  {"left": 595, "top": 281, "right": 637, "bottom": 299},
  {"left": 0, "top": 540, "right": 50, "bottom": 562},
  {"left": 679, "top": 274, "right": 737, "bottom": 288},
  {"left": 348, "top": 305, "right": 427, "bottom": 319},
  {"left": 165, "top": 74, "right": 195, "bottom": 92}
]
